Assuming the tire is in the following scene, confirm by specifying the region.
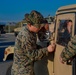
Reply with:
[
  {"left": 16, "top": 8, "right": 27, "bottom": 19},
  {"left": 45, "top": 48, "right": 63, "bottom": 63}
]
[
  {"left": 14, "top": 32, "right": 17, "bottom": 37},
  {"left": 6, "top": 65, "right": 12, "bottom": 75}
]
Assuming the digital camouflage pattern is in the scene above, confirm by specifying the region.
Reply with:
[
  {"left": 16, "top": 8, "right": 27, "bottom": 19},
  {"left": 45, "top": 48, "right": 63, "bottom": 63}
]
[
  {"left": 25, "top": 10, "right": 45, "bottom": 28},
  {"left": 11, "top": 26, "right": 48, "bottom": 75},
  {"left": 61, "top": 35, "right": 76, "bottom": 62}
]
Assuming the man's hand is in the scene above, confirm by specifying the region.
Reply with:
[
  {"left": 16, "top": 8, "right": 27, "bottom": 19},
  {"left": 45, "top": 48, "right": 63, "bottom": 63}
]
[
  {"left": 47, "top": 43, "right": 55, "bottom": 52},
  {"left": 59, "top": 56, "right": 65, "bottom": 64}
]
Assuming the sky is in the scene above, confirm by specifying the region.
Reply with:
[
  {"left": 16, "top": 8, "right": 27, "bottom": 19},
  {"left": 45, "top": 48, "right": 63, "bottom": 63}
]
[{"left": 0, "top": 0, "right": 76, "bottom": 22}]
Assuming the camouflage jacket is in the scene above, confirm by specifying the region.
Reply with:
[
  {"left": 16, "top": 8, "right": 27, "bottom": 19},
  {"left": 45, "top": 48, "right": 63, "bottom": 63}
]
[
  {"left": 11, "top": 26, "right": 48, "bottom": 75},
  {"left": 61, "top": 35, "right": 76, "bottom": 62}
]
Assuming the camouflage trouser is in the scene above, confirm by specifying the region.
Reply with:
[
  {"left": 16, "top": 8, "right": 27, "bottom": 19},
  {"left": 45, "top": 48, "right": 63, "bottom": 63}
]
[{"left": 11, "top": 64, "right": 34, "bottom": 75}]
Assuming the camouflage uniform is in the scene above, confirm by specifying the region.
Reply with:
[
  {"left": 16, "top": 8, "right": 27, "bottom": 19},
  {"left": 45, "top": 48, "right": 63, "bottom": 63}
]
[
  {"left": 61, "top": 35, "right": 76, "bottom": 62},
  {"left": 11, "top": 10, "right": 48, "bottom": 75}
]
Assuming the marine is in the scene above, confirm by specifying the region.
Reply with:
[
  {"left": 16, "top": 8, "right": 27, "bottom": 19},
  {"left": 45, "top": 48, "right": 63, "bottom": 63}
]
[{"left": 11, "top": 10, "right": 55, "bottom": 75}]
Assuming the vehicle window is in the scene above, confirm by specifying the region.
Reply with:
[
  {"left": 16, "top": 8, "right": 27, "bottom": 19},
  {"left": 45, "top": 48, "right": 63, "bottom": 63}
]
[{"left": 57, "top": 19, "right": 72, "bottom": 46}]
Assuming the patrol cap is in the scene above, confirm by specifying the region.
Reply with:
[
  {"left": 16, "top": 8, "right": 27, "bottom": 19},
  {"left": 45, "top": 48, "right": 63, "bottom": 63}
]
[{"left": 25, "top": 10, "right": 46, "bottom": 28}]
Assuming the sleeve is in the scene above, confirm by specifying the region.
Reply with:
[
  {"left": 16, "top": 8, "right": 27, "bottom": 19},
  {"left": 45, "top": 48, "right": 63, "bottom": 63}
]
[
  {"left": 60, "top": 35, "right": 76, "bottom": 62},
  {"left": 21, "top": 33, "right": 48, "bottom": 61},
  {"left": 25, "top": 47, "right": 48, "bottom": 61}
]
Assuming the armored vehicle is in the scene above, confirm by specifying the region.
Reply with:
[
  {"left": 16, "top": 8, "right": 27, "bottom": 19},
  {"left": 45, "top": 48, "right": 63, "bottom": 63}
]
[
  {"left": 14, "top": 22, "right": 27, "bottom": 36},
  {"left": 3, "top": 4, "right": 76, "bottom": 75}
]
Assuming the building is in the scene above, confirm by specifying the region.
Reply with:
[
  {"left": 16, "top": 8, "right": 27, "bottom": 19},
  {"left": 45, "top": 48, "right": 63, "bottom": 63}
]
[
  {"left": 0, "top": 22, "right": 6, "bottom": 34},
  {"left": 45, "top": 15, "right": 55, "bottom": 24}
]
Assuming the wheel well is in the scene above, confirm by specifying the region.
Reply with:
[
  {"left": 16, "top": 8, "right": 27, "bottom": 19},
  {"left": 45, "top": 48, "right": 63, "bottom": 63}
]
[
  {"left": 6, "top": 64, "right": 12, "bottom": 75},
  {"left": 6, "top": 53, "right": 14, "bottom": 61}
]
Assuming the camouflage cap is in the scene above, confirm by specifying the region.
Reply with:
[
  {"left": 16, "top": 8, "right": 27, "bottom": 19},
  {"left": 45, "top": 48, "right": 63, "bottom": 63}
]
[{"left": 25, "top": 10, "right": 46, "bottom": 28}]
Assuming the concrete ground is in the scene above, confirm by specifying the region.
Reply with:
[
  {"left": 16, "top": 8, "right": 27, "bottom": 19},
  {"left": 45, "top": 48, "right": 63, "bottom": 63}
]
[{"left": 0, "top": 33, "right": 15, "bottom": 75}]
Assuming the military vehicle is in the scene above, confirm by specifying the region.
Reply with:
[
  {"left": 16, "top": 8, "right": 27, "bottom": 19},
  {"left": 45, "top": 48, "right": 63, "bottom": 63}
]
[
  {"left": 3, "top": 4, "right": 76, "bottom": 75},
  {"left": 14, "top": 21, "right": 27, "bottom": 36},
  {"left": 48, "top": 4, "right": 76, "bottom": 75}
]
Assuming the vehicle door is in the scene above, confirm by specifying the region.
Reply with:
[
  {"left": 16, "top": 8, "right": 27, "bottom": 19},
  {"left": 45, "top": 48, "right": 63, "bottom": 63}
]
[{"left": 54, "top": 13, "right": 75, "bottom": 75}]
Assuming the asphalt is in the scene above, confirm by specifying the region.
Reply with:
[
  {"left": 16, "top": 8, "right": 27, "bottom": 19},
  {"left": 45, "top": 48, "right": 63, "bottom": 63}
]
[
  {"left": 0, "top": 33, "right": 15, "bottom": 75},
  {"left": 0, "top": 33, "right": 15, "bottom": 43},
  {"left": 0, "top": 60, "right": 13, "bottom": 75}
]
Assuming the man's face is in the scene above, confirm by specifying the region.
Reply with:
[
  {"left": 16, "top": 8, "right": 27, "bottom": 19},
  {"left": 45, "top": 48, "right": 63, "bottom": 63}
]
[
  {"left": 39, "top": 24, "right": 49, "bottom": 32},
  {"left": 37, "top": 24, "right": 50, "bottom": 41},
  {"left": 44, "top": 24, "right": 49, "bottom": 31},
  {"left": 67, "top": 22, "right": 72, "bottom": 26},
  {"left": 31, "top": 25, "right": 40, "bottom": 33},
  {"left": 28, "top": 23, "right": 49, "bottom": 33}
]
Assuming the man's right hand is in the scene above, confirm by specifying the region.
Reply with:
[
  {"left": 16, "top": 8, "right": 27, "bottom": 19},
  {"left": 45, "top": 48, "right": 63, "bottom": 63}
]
[
  {"left": 59, "top": 56, "right": 65, "bottom": 64},
  {"left": 47, "top": 43, "right": 55, "bottom": 52}
]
